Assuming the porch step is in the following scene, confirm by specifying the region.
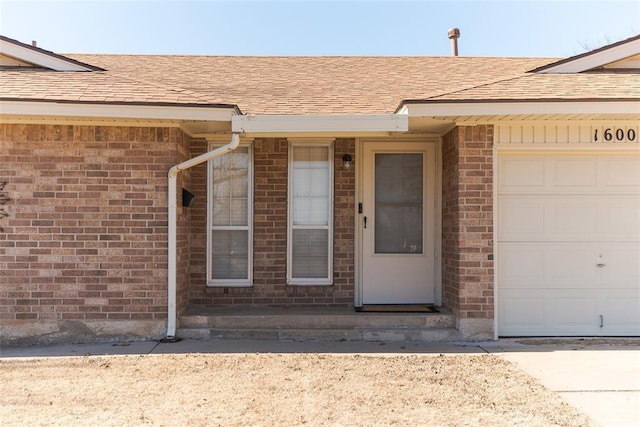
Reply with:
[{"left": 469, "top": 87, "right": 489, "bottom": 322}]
[{"left": 177, "top": 307, "right": 460, "bottom": 342}]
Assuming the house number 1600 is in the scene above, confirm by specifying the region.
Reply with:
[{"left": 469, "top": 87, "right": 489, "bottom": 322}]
[{"left": 594, "top": 128, "right": 637, "bottom": 142}]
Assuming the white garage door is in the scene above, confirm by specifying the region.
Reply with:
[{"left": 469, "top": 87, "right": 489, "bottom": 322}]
[{"left": 498, "top": 152, "right": 640, "bottom": 336}]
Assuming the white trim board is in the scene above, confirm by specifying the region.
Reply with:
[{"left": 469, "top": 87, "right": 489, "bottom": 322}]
[
  {"left": 232, "top": 114, "right": 408, "bottom": 134},
  {"left": 0, "top": 37, "right": 97, "bottom": 71},
  {"left": 0, "top": 100, "right": 237, "bottom": 121},
  {"left": 535, "top": 36, "right": 640, "bottom": 73},
  {"left": 399, "top": 101, "right": 640, "bottom": 118}
]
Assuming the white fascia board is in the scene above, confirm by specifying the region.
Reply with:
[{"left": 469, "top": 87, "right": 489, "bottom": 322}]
[
  {"left": 538, "top": 38, "right": 640, "bottom": 73},
  {"left": 0, "top": 100, "right": 236, "bottom": 121},
  {"left": 232, "top": 114, "right": 408, "bottom": 134},
  {"left": 0, "top": 39, "right": 93, "bottom": 71},
  {"left": 402, "top": 101, "right": 640, "bottom": 117}
]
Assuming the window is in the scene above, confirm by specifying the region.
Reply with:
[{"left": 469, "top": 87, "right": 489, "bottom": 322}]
[
  {"left": 288, "top": 142, "right": 333, "bottom": 285},
  {"left": 208, "top": 144, "right": 252, "bottom": 286},
  {"left": 374, "top": 153, "right": 423, "bottom": 254}
]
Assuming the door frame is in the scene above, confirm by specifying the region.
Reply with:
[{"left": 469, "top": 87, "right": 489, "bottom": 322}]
[{"left": 354, "top": 137, "right": 442, "bottom": 307}]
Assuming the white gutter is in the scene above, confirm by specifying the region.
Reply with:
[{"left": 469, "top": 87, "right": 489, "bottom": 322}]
[
  {"left": 0, "top": 100, "right": 237, "bottom": 122},
  {"left": 166, "top": 133, "right": 240, "bottom": 339},
  {"left": 399, "top": 100, "right": 640, "bottom": 117}
]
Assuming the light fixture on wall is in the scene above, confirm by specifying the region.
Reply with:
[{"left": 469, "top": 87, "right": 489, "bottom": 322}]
[
  {"left": 342, "top": 154, "right": 353, "bottom": 170},
  {"left": 182, "top": 188, "right": 196, "bottom": 207}
]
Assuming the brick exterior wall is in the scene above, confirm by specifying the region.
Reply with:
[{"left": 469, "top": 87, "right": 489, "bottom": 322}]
[
  {"left": 0, "top": 124, "right": 188, "bottom": 343},
  {"left": 1, "top": 123, "right": 496, "bottom": 341},
  {"left": 441, "top": 126, "right": 494, "bottom": 337},
  {"left": 185, "top": 139, "right": 208, "bottom": 304},
  {"left": 188, "top": 138, "right": 355, "bottom": 307},
  {"left": 175, "top": 133, "right": 193, "bottom": 316}
]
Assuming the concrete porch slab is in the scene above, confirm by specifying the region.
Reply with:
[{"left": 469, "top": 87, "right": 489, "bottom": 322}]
[{"left": 178, "top": 305, "right": 458, "bottom": 342}]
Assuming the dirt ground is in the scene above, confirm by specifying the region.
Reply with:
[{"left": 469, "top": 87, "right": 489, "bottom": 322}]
[{"left": 0, "top": 352, "right": 594, "bottom": 426}]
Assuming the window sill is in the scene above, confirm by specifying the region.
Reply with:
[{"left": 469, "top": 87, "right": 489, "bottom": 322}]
[
  {"left": 207, "top": 281, "right": 253, "bottom": 288},
  {"left": 286, "top": 280, "right": 333, "bottom": 286}
]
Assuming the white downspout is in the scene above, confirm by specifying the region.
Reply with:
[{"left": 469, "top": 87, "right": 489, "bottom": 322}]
[{"left": 166, "top": 133, "right": 240, "bottom": 339}]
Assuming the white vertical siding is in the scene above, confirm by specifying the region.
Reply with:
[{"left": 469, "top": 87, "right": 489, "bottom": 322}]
[{"left": 495, "top": 124, "right": 640, "bottom": 145}]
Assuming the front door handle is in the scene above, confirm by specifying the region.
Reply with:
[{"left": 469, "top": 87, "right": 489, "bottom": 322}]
[{"left": 364, "top": 216, "right": 367, "bottom": 229}]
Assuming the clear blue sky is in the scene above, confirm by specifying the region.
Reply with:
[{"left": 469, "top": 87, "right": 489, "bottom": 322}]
[{"left": 1, "top": 1, "right": 638, "bottom": 58}]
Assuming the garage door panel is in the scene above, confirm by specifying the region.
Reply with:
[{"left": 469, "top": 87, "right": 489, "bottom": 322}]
[
  {"left": 600, "top": 245, "right": 640, "bottom": 285},
  {"left": 548, "top": 248, "right": 599, "bottom": 284},
  {"left": 551, "top": 157, "right": 598, "bottom": 187},
  {"left": 501, "top": 242, "right": 639, "bottom": 287},
  {"left": 499, "top": 156, "right": 545, "bottom": 189},
  {"left": 498, "top": 151, "right": 640, "bottom": 337},
  {"left": 499, "top": 198, "right": 545, "bottom": 238},
  {"left": 601, "top": 295, "right": 640, "bottom": 334},
  {"left": 499, "top": 153, "right": 640, "bottom": 195},
  {"left": 603, "top": 156, "right": 640, "bottom": 191},
  {"left": 500, "top": 290, "right": 639, "bottom": 336},
  {"left": 499, "top": 292, "right": 546, "bottom": 334},
  {"left": 499, "top": 290, "right": 599, "bottom": 336},
  {"left": 548, "top": 296, "right": 598, "bottom": 329},
  {"left": 500, "top": 243, "right": 600, "bottom": 289},
  {"left": 602, "top": 198, "right": 640, "bottom": 236},
  {"left": 499, "top": 246, "right": 544, "bottom": 286},
  {"left": 552, "top": 200, "right": 598, "bottom": 236},
  {"left": 500, "top": 196, "right": 640, "bottom": 242}
]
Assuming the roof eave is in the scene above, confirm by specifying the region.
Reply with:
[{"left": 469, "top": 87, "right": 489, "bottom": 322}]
[
  {"left": 0, "top": 98, "right": 240, "bottom": 121},
  {"left": 0, "top": 35, "right": 105, "bottom": 71},
  {"left": 529, "top": 34, "right": 640, "bottom": 73},
  {"left": 398, "top": 99, "right": 640, "bottom": 117}
]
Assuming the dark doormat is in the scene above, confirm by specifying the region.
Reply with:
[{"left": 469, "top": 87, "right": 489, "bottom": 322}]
[{"left": 356, "top": 304, "right": 440, "bottom": 313}]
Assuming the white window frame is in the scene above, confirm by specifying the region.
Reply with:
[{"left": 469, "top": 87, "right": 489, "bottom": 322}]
[
  {"left": 207, "top": 141, "right": 253, "bottom": 287},
  {"left": 287, "top": 140, "right": 334, "bottom": 285}
]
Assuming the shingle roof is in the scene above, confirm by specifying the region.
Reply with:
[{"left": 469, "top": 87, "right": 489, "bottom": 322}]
[
  {"left": 0, "top": 68, "right": 229, "bottom": 105},
  {"left": 1, "top": 52, "right": 637, "bottom": 115},
  {"left": 417, "top": 71, "right": 640, "bottom": 102}
]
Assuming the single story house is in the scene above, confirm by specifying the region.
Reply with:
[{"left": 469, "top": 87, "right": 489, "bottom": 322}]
[{"left": 1, "top": 34, "right": 639, "bottom": 345}]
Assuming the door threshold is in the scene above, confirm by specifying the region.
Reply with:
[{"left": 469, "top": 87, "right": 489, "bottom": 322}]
[{"left": 356, "top": 304, "right": 440, "bottom": 313}]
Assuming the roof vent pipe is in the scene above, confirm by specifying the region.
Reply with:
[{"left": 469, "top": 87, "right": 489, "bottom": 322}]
[
  {"left": 32, "top": 40, "right": 37, "bottom": 47},
  {"left": 448, "top": 28, "right": 460, "bottom": 56}
]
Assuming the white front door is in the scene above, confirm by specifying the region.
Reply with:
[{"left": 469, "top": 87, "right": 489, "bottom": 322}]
[{"left": 360, "top": 141, "right": 436, "bottom": 304}]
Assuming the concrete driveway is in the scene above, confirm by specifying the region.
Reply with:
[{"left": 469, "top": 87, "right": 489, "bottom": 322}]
[
  {"left": 2, "top": 338, "right": 638, "bottom": 426},
  {"left": 482, "top": 339, "right": 640, "bottom": 427}
]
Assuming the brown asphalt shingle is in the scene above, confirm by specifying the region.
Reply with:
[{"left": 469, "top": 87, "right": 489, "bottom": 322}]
[
  {"left": 0, "top": 68, "right": 224, "bottom": 105},
  {"left": 2, "top": 53, "right": 638, "bottom": 114},
  {"left": 422, "top": 71, "right": 640, "bottom": 102}
]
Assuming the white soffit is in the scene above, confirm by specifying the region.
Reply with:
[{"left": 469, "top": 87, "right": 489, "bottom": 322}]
[
  {"left": 0, "top": 100, "right": 237, "bottom": 122},
  {"left": 232, "top": 114, "right": 409, "bottom": 134},
  {"left": 536, "top": 36, "right": 640, "bottom": 73},
  {"left": 0, "top": 37, "right": 96, "bottom": 72},
  {"left": 399, "top": 101, "right": 640, "bottom": 118}
]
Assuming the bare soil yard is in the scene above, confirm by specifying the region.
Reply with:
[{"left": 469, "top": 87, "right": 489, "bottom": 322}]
[{"left": 1, "top": 353, "right": 593, "bottom": 426}]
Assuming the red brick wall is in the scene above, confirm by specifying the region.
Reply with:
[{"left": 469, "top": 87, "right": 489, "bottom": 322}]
[
  {"left": 0, "top": 124, "right": 185, "bottom": 333},
  {"left": 441, "top": 126, "right": 494, "bottom": 321},
  {"left": 175, "top": 133, "right": 193, "bottom": 316},
  {"left": 185, "top": 139, "right": 208, "bottom": 303},
  {"left": 442, "top": 129, "right": 461, "bottom": 315},
  {"left": 188, "top": 137, "right": 355, "bottom": 306}
]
